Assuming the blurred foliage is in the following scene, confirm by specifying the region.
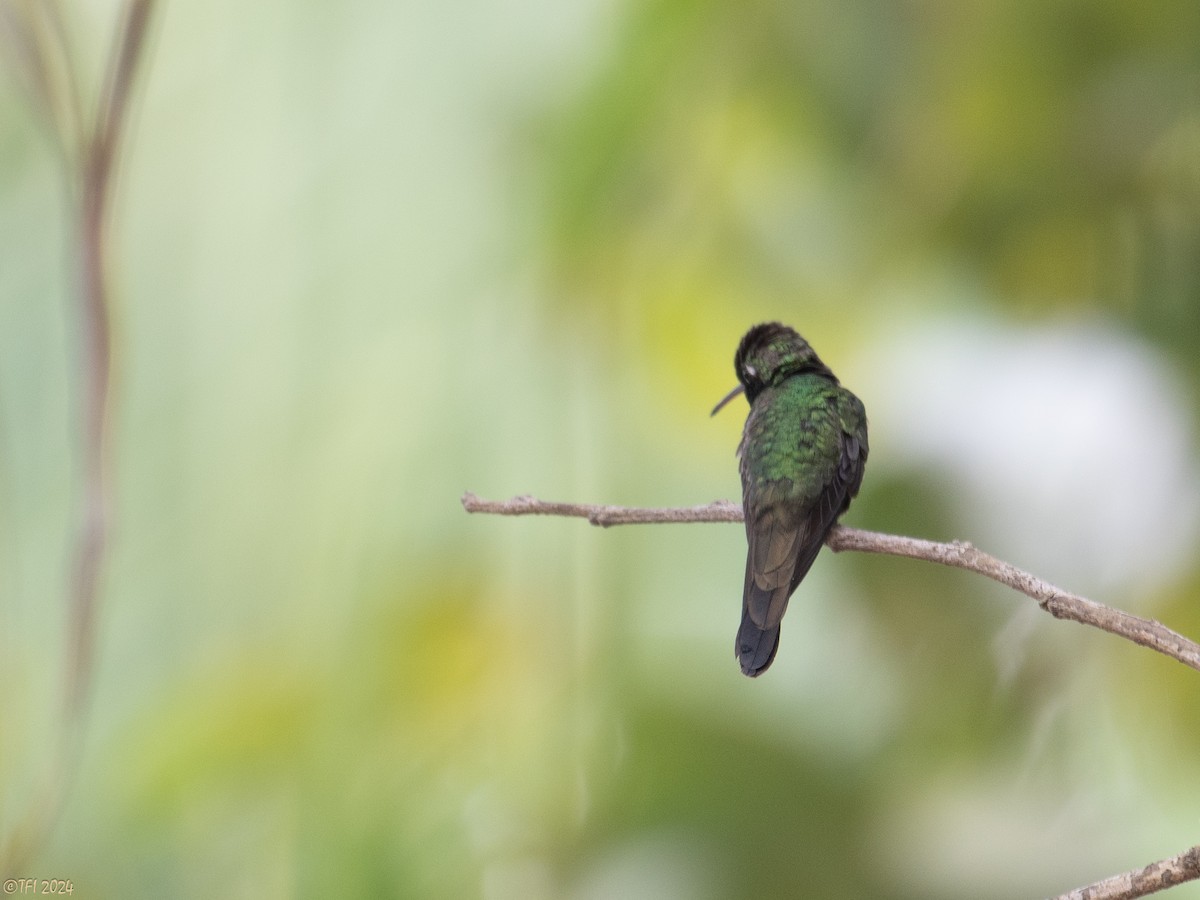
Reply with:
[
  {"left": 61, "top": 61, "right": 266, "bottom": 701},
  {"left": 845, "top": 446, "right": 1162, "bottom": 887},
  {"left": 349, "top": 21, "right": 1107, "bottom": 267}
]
[
  {"left": 535, "top": 0, "right": 1200, "bottom": 355},
  {"left": 2, "top": 0, "right": 1200, "bottom": 897}
]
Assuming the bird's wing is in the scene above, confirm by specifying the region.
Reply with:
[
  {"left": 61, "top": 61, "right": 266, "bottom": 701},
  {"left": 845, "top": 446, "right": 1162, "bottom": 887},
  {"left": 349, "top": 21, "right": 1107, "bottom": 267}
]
[
  {"left": 743, "top": 497, "right": 810, "bottom": 629},
  {"left": 743, "top": 413, "right": 868, "bottom": 631}
]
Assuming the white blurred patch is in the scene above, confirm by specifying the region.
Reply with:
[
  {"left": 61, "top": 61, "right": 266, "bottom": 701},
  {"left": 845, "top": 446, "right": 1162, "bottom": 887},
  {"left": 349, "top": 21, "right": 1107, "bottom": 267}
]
[
  {"left": 567, "top": 833, "right": 723, "bottom": 900},
  {"left": 857, "top": 315, "right": 1200, "bottom": 602}
]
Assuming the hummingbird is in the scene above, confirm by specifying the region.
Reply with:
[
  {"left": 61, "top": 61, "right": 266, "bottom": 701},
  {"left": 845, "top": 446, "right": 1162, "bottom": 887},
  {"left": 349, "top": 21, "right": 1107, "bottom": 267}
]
[{"left": 712, "top": 323, "right": 868, "bottom": 677}]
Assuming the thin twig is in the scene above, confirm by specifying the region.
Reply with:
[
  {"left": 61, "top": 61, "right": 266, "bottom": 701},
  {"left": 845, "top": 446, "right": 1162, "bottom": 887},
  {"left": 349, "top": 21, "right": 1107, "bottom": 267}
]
[
  {"left": 462, "top": 492, "right": 743, "bottom": 526},
  {"left": 461, "top": 492, "right": 1200, "bottom": 674},
  {"left": 0, "top": 0, "right": 156, "bottom": 874},
  {"left": 0, "top": 0, "right": 85, "bottom": 155},
  {"left": 1048, "top": 844, "right": 1200, "bottom": 900},
  {"left": 69, "top": 0, "right": 154, "bottom": 719}
]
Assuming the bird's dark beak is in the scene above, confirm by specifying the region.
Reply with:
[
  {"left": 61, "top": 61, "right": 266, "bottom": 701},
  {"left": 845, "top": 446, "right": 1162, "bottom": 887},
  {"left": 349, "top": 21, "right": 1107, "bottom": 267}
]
[{"left": 710, "top": 383, "right": 745, "bottom": 416}]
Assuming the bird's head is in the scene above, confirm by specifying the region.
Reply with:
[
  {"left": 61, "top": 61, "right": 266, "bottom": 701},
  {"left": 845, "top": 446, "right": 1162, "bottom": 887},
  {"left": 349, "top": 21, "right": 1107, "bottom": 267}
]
[{"left": 711, "top": 322, "right": 834, "bottom": 415}]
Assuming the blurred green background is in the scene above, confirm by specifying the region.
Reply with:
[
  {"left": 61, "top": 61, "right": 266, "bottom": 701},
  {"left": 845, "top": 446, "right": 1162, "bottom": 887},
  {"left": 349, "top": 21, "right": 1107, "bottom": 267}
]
[{"left": 3, "top": 0, "right": 1200, "bottom": 897}]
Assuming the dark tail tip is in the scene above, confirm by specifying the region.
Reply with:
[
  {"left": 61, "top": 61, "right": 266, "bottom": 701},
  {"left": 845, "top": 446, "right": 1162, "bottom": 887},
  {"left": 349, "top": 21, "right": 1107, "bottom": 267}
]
[{"left": 735, "top": 615, "right": 780, "bottom": 677}]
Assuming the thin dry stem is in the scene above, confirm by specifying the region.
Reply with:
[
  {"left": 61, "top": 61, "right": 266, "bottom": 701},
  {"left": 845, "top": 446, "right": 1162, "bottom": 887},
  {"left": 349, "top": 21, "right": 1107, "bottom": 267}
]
[
  {"left": 1049, "top": 844, "right": 1200, "bottom": 900},
  {"left": 0, "top": 0, "right": 156, "bottom": 874},
  {"left": 0, "top": 0, "right": 85, "bottom": 155},
  {"left": 461, "top": 492, "right": 1200, "bottom": 675},
  {"left": 68, "top": 0, "right": 154, "bottom": 720}
]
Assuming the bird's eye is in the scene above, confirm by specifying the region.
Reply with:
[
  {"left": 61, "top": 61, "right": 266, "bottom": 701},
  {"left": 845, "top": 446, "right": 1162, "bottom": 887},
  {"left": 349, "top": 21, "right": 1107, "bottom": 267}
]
[{"left": 744, "top": 365, "right": 758, "bottom": 379}]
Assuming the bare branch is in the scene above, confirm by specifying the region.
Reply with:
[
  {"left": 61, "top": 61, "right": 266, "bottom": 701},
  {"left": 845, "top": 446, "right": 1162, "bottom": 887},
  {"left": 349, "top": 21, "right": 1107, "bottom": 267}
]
[
  {"left": 461, "top": 491, "right": 742, "bottom": 526},
  {"left": 825, "top": 528, "right": 1200, "bottom": 673},
  {"left": 1049, "top": 844, "right": 1200, "bottom": 900},
  {"left": 461, "top": 492, "right": 1200, "bottom": 674},
  {"left": 0, "top": 0, "right": 157, "bottom": 874},
  {"left": 0, "top": 0, "right": 86, "bottom": 157},
  {"left": 69, "top": 0, "right": 155, "bottom": 718}
]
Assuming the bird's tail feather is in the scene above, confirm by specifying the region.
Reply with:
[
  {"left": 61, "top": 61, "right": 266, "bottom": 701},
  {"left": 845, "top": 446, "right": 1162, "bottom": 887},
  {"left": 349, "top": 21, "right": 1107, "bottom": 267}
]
[{"left": 735, "top": 612, "right": 780, "bottom": 677}]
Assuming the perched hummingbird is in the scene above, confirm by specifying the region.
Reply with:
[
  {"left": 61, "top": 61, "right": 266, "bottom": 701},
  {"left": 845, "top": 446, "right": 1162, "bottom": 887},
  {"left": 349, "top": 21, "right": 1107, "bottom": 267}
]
[{"left": 712, "top": 323, "right": 868, "bottom": 677}]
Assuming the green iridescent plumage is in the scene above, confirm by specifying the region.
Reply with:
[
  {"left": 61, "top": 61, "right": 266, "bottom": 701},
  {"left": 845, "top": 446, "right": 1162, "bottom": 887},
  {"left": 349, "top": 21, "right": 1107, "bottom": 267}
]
[{"left": 714, "top": 323, "right": 868, "bottom": 677}]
